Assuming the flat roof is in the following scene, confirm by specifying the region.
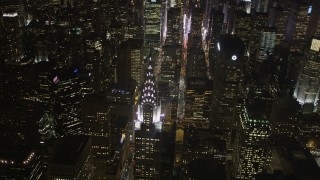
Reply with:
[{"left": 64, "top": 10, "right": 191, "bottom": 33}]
[{"left": 51, "top": 135, "right": 90, "bottom": 166}]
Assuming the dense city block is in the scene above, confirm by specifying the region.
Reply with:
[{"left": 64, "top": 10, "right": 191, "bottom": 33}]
[{"left": 0, "top": 0, "right": 320, "bottom": 179}]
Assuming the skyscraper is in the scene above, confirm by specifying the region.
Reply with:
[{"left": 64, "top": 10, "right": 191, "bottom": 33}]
[
  {"left": 257, "top": 27, "right": 276, "bottom": 62},
  {"left": 268, "top": 6, "right": 289, "bottom": 45},
  {"left": 185, "top": 42, "right": 212, "bottom": 121},
  {"left": 233, "top": 10, "right": 252, "bottom": 43},
  {"left": 284, "top": 0, "right": 310, "bottom": 52},
  {"left": 294, "top": 38, "right": 320, "bottom": 114},
  {"left": 134, "top": 53, "right": 162, "bottom": 179},
  {"left": 1, "top": 0, "right": 26, "bottom": 65},
  {"left": 166, "top": 8, "right": 182, "bottom": 45},
  {"left": 52, "top": 69, "right": 82, "bottom": 135},
  {"left": 82, "top": 94, "right": 112, "bottom": 178},
  {"left": 232, "top": 100, "right": 272, "bottom": 180},
  {"left": 144, "top": 0, "right": 161, "bottom": 48},
  {"left": 129, "top": 39, "right": 144, "bottom": 86},
  {"left": 255, "top": 0, "right": 270, "bottom": 13},
  {"left": 211, "top": 35, "right": 245, "bottom": 135},
  {"left": 270, "top": 96, "right": 301, "bottom": 137}
]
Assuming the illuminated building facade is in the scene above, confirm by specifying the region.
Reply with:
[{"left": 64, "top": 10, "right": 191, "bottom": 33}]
[
  {"left": 0, "top": 101, "right": 44, "bottom": 179},
  {"left": 82, "top": 94, "right": 112, "bottom": 178},
  {"left": 268, "top": 6, "right": 289, "bottom": 45},
  {"left": 144, "top": 0, "right": 161, "bottom": 47},
  {"left": 185, "top": 78, "right": 212, "bottom": 121},
  {"left": 257, "top": 27, "right": 276, "bottom": 62},
  {"left": 250, "top": 13, "right": 269, "bottom": 61},
  {"left": 161, "top": 45, "right": 181, "bottom": 89},
  {"left": 129, "top": 39, "right": 144, "bottom": 86},
  {"left": 232, "top": 101, "right": 272, "bottom": 180},
  {"left": 294, "top": 38, "right": 320, "bottom": 114},
  {"left": 34, "top": 62, "right": 54, "bottom": 106},
  {"left": 166, "top": 8, "right": 182, "bottom": 45},
  {"left": 190, "top": 7, "right": 203, "bottom": 37},
  {"left": 185, "top": 40, "right": 212, "bottom": 121},
  {"left": 284, "top": 0, "right": 310, "bottom": 52},
  {"left": 52, "top": 69, "right": 83, "bottom": 135},
  {"left": 134, "top": 54, "right": 162, "bottom": 179},
  {"left": 298, "top": 113, "right": 320, "bottom": 151},
  {"left": 0, "top": 149, "right": 42, "bottom": 180},
  {"left": 233, "top": 10, "right": 252, "bottom": 49},
  {"left": 1, "top": 0, "right": 26, "bottom": 65},
  {"left": 255, "top": 0, "right": 269, "bottom": 13}
]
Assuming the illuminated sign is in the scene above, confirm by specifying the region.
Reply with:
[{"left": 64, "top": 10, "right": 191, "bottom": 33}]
[{"left": 232, "top": 55, "right": 237, "bottom": 60}]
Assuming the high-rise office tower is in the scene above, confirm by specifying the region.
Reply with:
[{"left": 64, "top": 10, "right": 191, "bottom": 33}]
[
  {"left": 294, "top": 38, "right": 320, "bottom": 114},
  {"left": 127, "top": 0, "right": 144, "bottom": 40},
  {"left": 82, "top": 94, "right": 112, "bottom": 179},
  {"left": 47, "top": 135, "right": 94, "bottom": 179},
  {"left": 161, "top": 45, "right": 181, "bottom": 95},
  {"left": 144, "top": 0, "right": 162, "bottom": 48},
  {"left": 284, "top": 0, "right": 310, "bottom": 52},
  {"left": 305, "top": 1, "right": 319, "bottom": 40},
  {"left": 313, "top": 2, "right": 320, "bottom": 37},
  {"left": 255, "top": 0, "right": 270, "bottom": 13},
  {"left": 185, "top": 78, "right": 212, "bottom": 121},
  {"left": 129, "top": 39, "right": 144, "bottom": 86},
  {"left": 233, "top": 10, "right": 252, "bottom": 50},
  {"left": 181, "top": 128, "right": 226, "bottom": 179},
  {"left": 208, "top": 10, "right": 224, "bottom": 77},
  {"left": 34, "top": 62, "right": 54, "bottom": 107},
  {"left": 52, "top": 69, "right": 83, "bottom": 135},
  {"left": 250, "top": 12, "right": 269, "bottom": 61},
  {"left": 166, "top": 8, "right": 182, "bottom": 45},
  {"left": 116, "top": 42, "right": 132, "bottom": 87},
  {"left": 189, "top": 7, "right": 203, "bottom": 45},
  {"left": 1, "top": 0, "right": 26, "bottom": 65},
  {"left": 232, "top": 100, "right": 272, "bottom": 180},
  {"left": 235, "top": 0, "right": 252, "bottom": 14},
  {"left": 134, "top": 54, "right": 162, "bottom": 179},
  {"left": 211, "top": 35, "right": 245, "bottom": 138},
  {"left": 187, "top": 44, "right": 205, "bottom": 79},
  {"left": 208, "top": 10, "right": 224, "bottom": 48},
  {"left": 0, "top": 101, "right": 44, "bottom": 179},
  {"left": 268, "top": 6, "right": 289, "bottom": 45},
  {"left": 0, "top": 147, "right": 43, "bottom": 179},
  {"left": 298, "top": 113, "right": 320, "bottom": 151},
  {"left": 270, "top": 96, "right": 301, "bottom": 137},
  {"left": 185, "top": 43, "right": 212, "bottom": 121},
  {"left": 257, "top": 27, "right": 276, "bottom": 62}
]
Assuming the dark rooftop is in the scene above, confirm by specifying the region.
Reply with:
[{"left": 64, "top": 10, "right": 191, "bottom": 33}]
[
  {"left": 51, "top": 135, "right": 90, "bottom": 166},
  {"left": 216, "top": 35, "right": 245, "bottom": 61}
]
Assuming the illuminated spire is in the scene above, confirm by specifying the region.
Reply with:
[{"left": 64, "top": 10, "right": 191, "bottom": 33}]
[{"left": 141, "top": 48, "right": 157, "bottom": 107}]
